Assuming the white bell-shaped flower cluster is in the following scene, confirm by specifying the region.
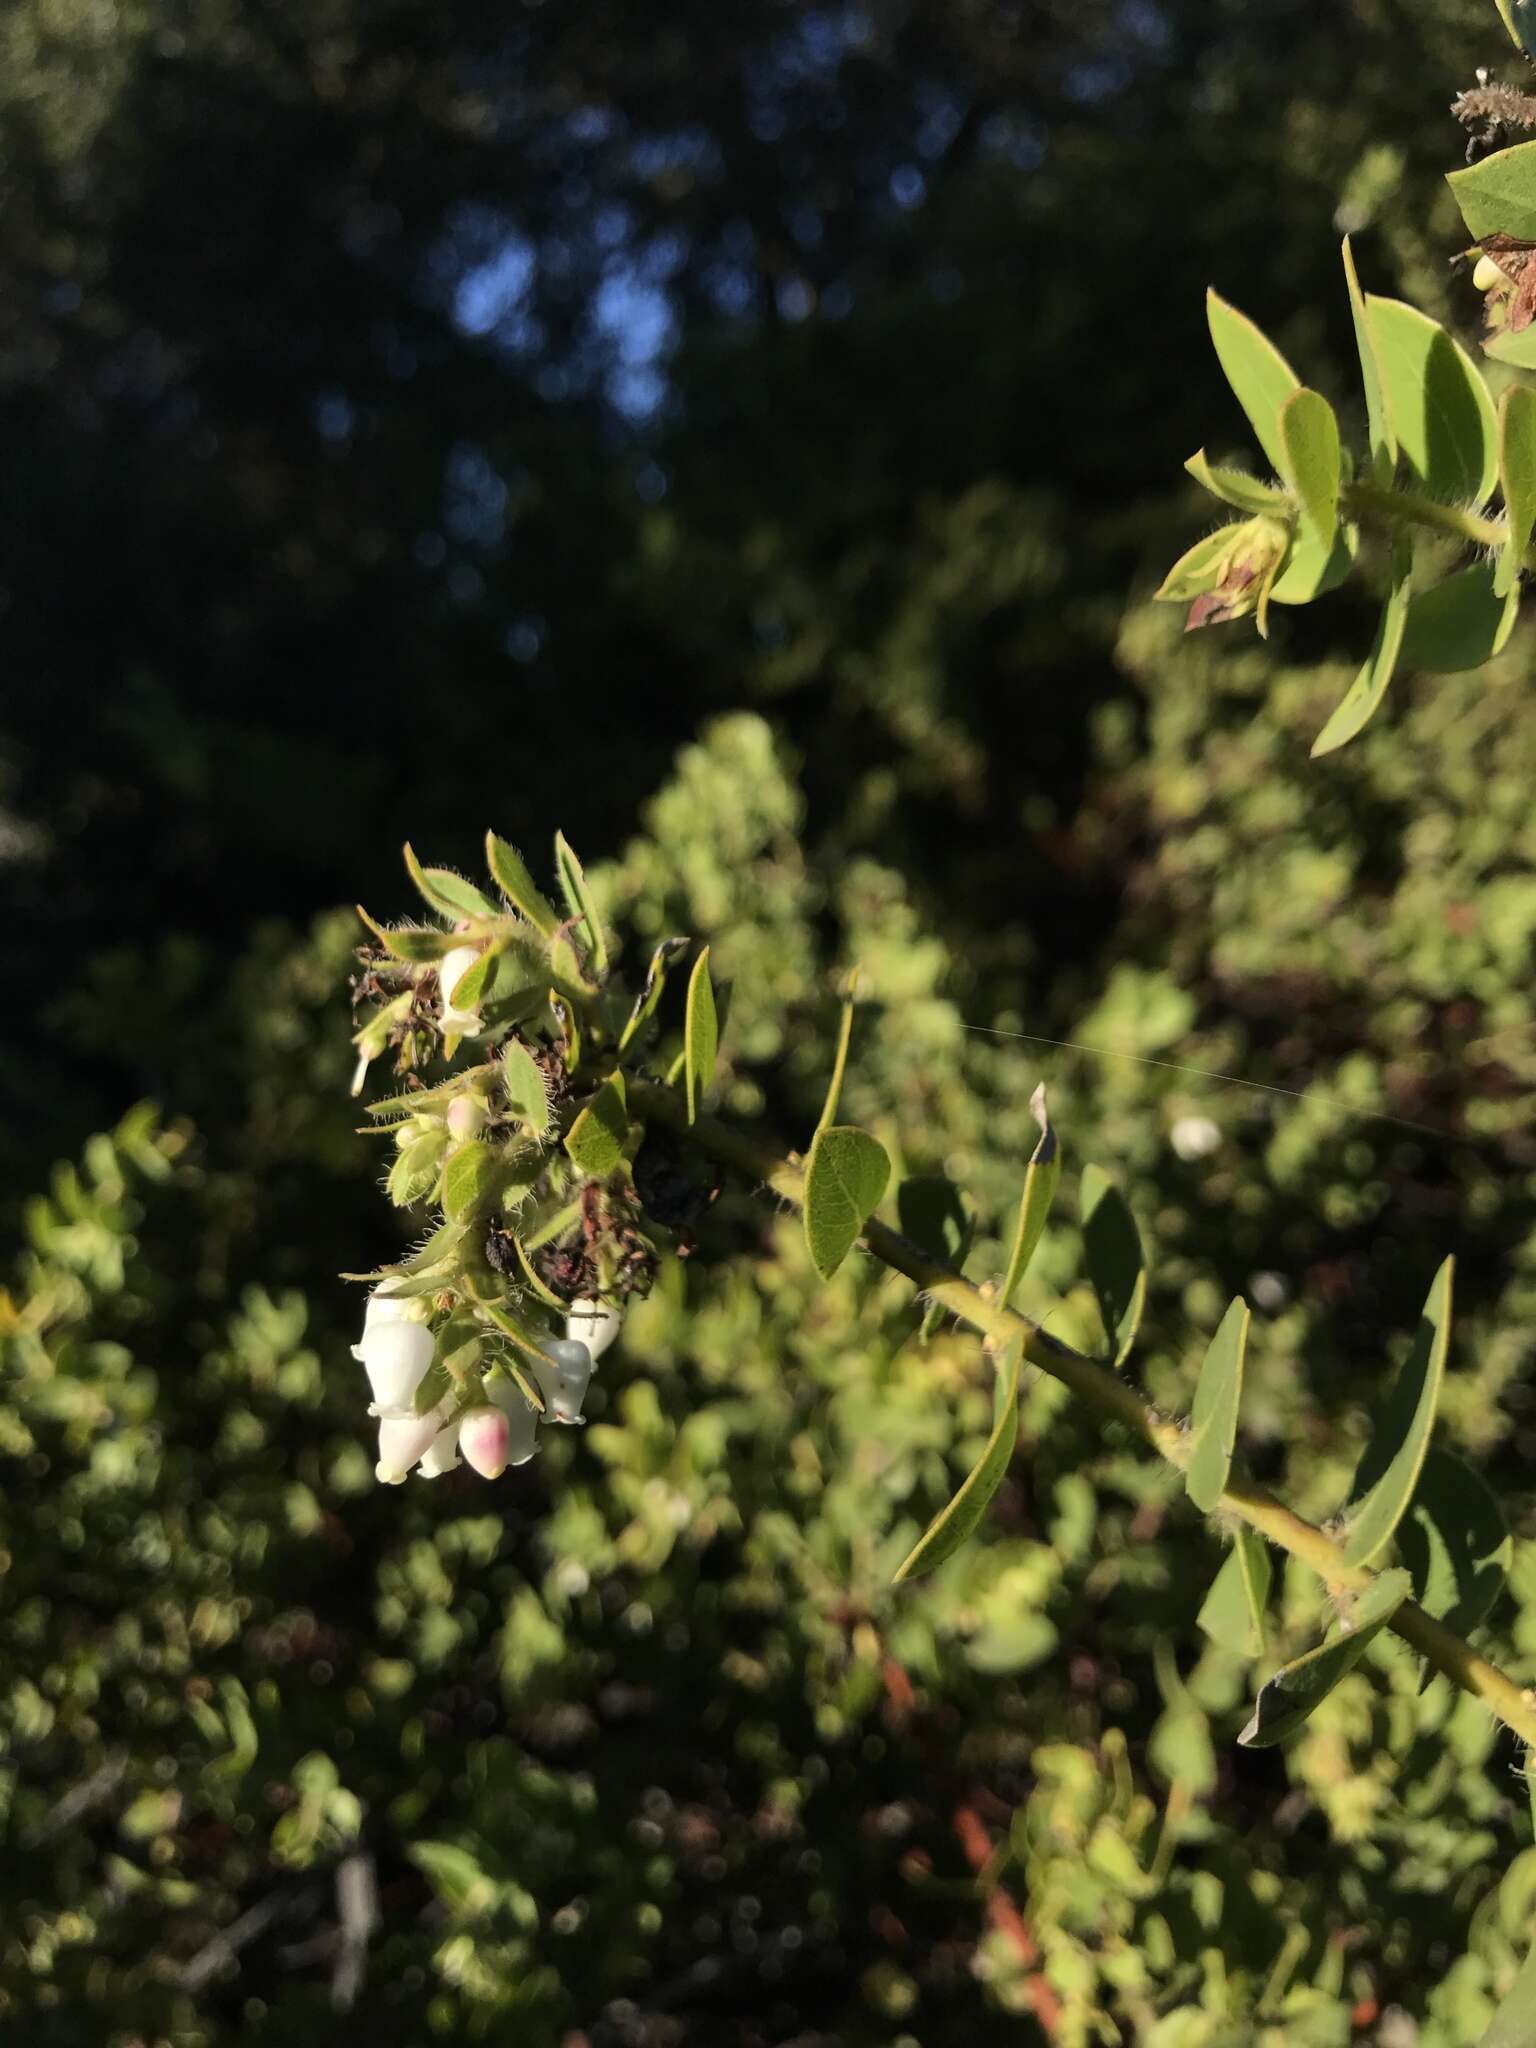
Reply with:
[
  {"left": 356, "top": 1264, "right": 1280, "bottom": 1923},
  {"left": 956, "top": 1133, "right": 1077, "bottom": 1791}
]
[{"left": 356, "top": 1288, "right": 626, "bottom": 1483}]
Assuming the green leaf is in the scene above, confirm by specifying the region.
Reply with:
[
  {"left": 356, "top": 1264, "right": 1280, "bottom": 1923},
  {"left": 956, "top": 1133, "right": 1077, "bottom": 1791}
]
[
  {"left": 1342, "top": 1257, "right": 1454, "bottom": 1568},
  {"left": 1186, "top": 1298, "right": 1250, "bottom": 1514},
  {"left": 1197, "top": 1528, "right": 1271, "bottom": 1659},
  {"left": 893, "top": 1335, "right": 1025, "bottom": 1581},
  {"left": 505, "top": 1231, "right": 567, "bottom": 1311},
  {"left": 564, "top": 1077, "right": 629, "bottom": 1179},
  {"left": 1268, "top": 516, "right": 1358, "bottom": 607},
  {"left": 485, "top": 831, "right": 559, "bottom": 935},
  {"left": 355, "top": 906, "right": 460, "bottom": 962},
  {"left": 618, "top": 935, "right": 689, "bottom": 1051},
  {"left": 1238, "top": 1568, "right": 1412, "bottom": 1747},
  {"left": 1155, "top": 522, "right": 1250, "bottom": 602},
  {"left": 1342, "top": 237, "right": 1395, "bottom": 478},
  {"left": 1000, "top": 1082, "right": 1061, "bottom": 1309},
  {"left": 1080, "top": 1165, "right": 1146, "bottom": 1369},
  {"left": 553, "top": 831, "right": 608, "bottom": 975},
  {"left": 442, "top": 1140, "right": 501, "bottom": 1222},
  {"left": 1184, "top": 449, "right": 1291, "bottom": 516},
  {"left": 1276, "top": 388, "right": 1341, "bottom": 552},
  {"left": 386, "top": 1130, "right": 447, "bottom": 1208},
  {"left": 683, "top": 946, "right": 719, "bottom": 1125},
  {"left": 803, "top": 1124, "right": 892, "bottom": 1282},
  {"left": 1364, "top": 295, "right": 1498, "bottom": 504},
  {"left": 1448, "top": 134, "right": 1536, "bottom": 241},
  {"left": 403, "top": 843, "right": 497, "bottom": 921},
  {"left": 1400, "top": 1447, "right": 1511, "bottom": 1639},
  {"left": 1485, "top": 323, "right": 1536, "bottom": 371},
  {"left": 1206, "top": 289, "right": 1302, "bottom": 477},
  {"left": 445, "top": 946, "right": 494, "bottom": 1011},
  {"left": 1310, "top": 537, "right": 1413, "bottom": 757},
  {"left": 1497, "top": 381, "right": 1536, "bottom": 597},
  {"left": 500, "top": 1041, "right": 550, "bottom": 1136},
  {"left": 408, "top": 1841, "right": 494, "bottom": 1915},
  {"left": 1399, "top": 563, "right": 1519, "bottom": 673},
  {"left": 1480, "top": 1930, "right": 1536, "bottom": 2048}
]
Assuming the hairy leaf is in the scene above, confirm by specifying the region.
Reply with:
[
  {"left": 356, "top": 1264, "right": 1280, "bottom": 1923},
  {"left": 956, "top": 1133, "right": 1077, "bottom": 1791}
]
[{"left": 803, "top": 1124, "right": 891, "bottom": 1282}]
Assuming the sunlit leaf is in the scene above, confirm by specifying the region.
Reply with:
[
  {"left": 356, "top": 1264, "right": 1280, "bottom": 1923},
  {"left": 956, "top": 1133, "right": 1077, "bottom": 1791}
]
[
  {"left": 1497, "top": 381, "right": 1536, "bottom": 597},
  {"left": 1000, "top": 1082, "right": 1060, "bottom": 1309},
  {"left": 553, "top": 831, "right": 608, "bottom": 974},
  {"left": 1276, "top": 388, "right": 1341, "bottom": 552},
  {"left": 1399, "top": 1446, "right": 1510, "bottom": 1638},
  {"left": 1364, "top": 295, "right": 1497, "bottom": 504},
  {"left": 803, "top": 1124, "right": 891, "bottom": 1282},
  {"left": 1206, "top": 289, "right": 1302, "bottom": 476},
  {"left": 1238, "top": 1568, "right": 1412, "bottom": 1747},
  {"left": 485, "top": 831, "right": 560, "bottom": 935},
  {"left": 564, "top": 1077, "right": 629, "bottom": 1179},
  {"left": 403, "top": 843, "right": 497, "bottom": 921},
  {"left": 1185, "top": 1298, "right": 1250, "bottom": 1514},
  {"left": 1342, "top": 1257, "right": 1453, "bottom": 1568},
  {"left": 1311, "top": 537, "right": 1412, "bottom": 756},
  {"left": 1342, "top": 237, "right": 1394, "bottom": 477},
  {"left": 893, "top": 1335, "right": 1024, "bottom": 1581},
  {"left": 1197, "top": 1527, "right": 1272, "bottom": 1658},
  {"left": 683, "top": 946, "right": 719, "bottom": 1125}
]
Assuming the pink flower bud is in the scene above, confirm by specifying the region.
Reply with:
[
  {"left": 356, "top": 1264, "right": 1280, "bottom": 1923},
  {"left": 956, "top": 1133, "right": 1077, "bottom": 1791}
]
[
  {"left": 446, "top": 1094, "right": 489, "bottom": 1141},
  {"left": 488, "top": 1378, "right": 541, "bottom": 1464},
  {"left": 459, "top": 1404, "right": 511, "bottom": 1479}
]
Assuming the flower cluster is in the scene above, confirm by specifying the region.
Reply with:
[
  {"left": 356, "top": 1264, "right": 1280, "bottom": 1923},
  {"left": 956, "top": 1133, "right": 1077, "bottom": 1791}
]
[{"left": 352, "top": 1287, "right": 623, "bottom": 1484}]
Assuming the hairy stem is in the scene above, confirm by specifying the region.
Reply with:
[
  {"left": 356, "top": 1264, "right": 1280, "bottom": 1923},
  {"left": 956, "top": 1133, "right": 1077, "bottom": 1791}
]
[
  {"left": 1343, "top": 478, "right": 1507, "bottom": 556},
  {"left": 631, "top": 1078, "right": 1536, "bottom": 1750}
]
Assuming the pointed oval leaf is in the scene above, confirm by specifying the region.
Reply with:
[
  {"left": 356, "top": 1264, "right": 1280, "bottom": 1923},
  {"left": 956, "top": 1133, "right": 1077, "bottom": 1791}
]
[
  {"left": 442, "top": 1140, "right": 500, "bottom": 1223},
  {"left": 1081, "top": 1164, "right": 1146, "bottom": 1369},
  {"left": 1448, "top": 135, "right": 1536, "bottom": 241},
  {"left": 803, "top": 1124, "right": 891, "bottom": 1282},
  {"left": 1342, "top": 1257, "right": 1454, "bottom": 1568},
  {"left": 1186, "top": 1298, "right": 1250, "bottom": 1514},
  {"left": 403, "top": 843, "right": 497, "bottom": 921},
  {"left": 356, "top": 907, "right": 460, "bottom": 962},
  {"left": 618, "top": 935, "right": 689, "bottom": 1051},
  {"left": 1184, "top": 449, "right": 1291, "bottom": 516},
  {"left": 1399, "top": 1446, "right": 1510, "bottom": 1638},
  {"left": 1197, "top": 1527, "right": 1272, "bottom": 1658},
  {"left": 683, "top": 946, "right": 719, "bottom": 1125},
  {"left": 553, "top": 831, "right": 609, "bottom": 975},
  {"left": 1155, "top": 521, "right": 1250, "bottom": 602},
  {"left": 1485, "top": 322, "right": 1536, "bottom": 370},
  {"left": 1001, "top": 1082, "right": 1061, "bottom": 1308},
  {"left": 564, "top": 1078, "right": 629, "bottom": 1180},
  {"left": 1342, "top": 237, "right": 1395, "bottom": 477},
  {"left": 1364, "top": 295, "right": 1498, "bottom": 504},
  {"left": 1237, "top": 1568, "right": 1412, "bottom": 1748},
  {"left": 1311, "top": 538, "right": 1413, "bottom": 757},
  {"left": 1497, "top": 381, "right": 1536, "bottom": 596},
  {"left": 1277, "top": 388, "right": 1341, "bottom": 551},
  {"left": 1399, "top": 562, "right": 1519, "bottom": 673},
  {"left": 893, "top": 1335, "right": 1024, "bottom": 1581},
  {"left": 1206, "top": 289, "right": 1302, "bottom": 476},
  {"left": 500, "top": 1041, "right": 550, "bottom": 1136},
  {"left": 485, "top": 831, "right": 559, "bottom": 935}
]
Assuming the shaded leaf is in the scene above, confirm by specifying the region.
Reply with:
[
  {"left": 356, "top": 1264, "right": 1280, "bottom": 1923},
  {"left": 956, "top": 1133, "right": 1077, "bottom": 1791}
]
[
  {"left": 1448, "top": 135, "right": 1536, "bottom": 242},
  {"left": 803, "top": 1124, "right": 891, "bottom": 1282},
  {"left": 899, "top": 1175, "right": 972, "bottom": 1341},
  {"left": 1399, "top": 563, "right": 1519, "bottom": 673},
  {"left": 1238, "top": 1568, "right": 1412, "bottom": 1747},
  {"left": 1400, "top": 1446, "right": 1510, "bottom": 1638},
  {"left": 1364, "top": 295, "right": 1497, "bottom": 504},
  {"left": 1480, "top": 1930, "right": 1536, "bottom": 2048},
  {"left": 1000, "top": 1081, "right": 1061, "bottom": 1309},
  {"left": 1342, "top": 1256, "right": 1454, "bottom": 1567},
  {"left": 893, "top": 1335, "right": 1024, "bottom": 1581},
  {"left": 1311, "top": 537, "right": 1412, "bottom": 756},
  {"left": 1497, "top": 381, "right": 1536, "bottom": 597},
  {"left": 618, "top": 935, "right": 689, "bottom": 1052},
  {"left": 1342, "top": 237, "right": 1395, "bottom": 477},
  {"left": 1186, "top": 1298, "right": 1250, "bottom": 1514},
  {"left": 485, "top": 831, "right": 559, "bottom": 935},
  {"left": 1206, "top": 289, "right": 1302, "bottom": 476},
  {"left": 684, "top": 946, "right": 719, "bottom": 1125},
  {"left": 1197, "top": 1528, "right": 1272, "bottom": 1659},
  {"left": 1276, "top": 388, "right": 1341, "bottom": 551},
  {"left": 1081, "top": 1164, "right": 1146, "bottom": 1369}
]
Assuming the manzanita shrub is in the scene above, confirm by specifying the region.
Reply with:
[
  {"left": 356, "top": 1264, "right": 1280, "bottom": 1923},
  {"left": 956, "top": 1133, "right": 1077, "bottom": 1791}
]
[{"left": 334, "top": 7, "right": 1536, "bottom": 2037}]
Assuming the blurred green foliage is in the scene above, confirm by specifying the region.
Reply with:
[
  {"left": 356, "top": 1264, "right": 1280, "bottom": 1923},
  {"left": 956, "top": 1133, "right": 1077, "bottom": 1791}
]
[{"left": 7, "top": 0, "right": 1536, "bottom": 2040}]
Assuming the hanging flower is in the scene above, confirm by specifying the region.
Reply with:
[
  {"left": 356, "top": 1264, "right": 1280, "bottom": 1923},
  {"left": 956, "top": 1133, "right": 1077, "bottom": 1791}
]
[
  {"left": 565, "top": 1298, "right": 622, "bottom": 1364},
  {"left": 352, "top": 1290, "right": 435, "bottom": 1414},
  {"left": 487, "top": 1376, "right": 541, "bottom": 1464},
  {"left": 417, "top": 1417, "right": 462, "bottom": 1478},
  {"left": 531, "top": 1337, "right": 594, "bottom": 1424},
  {"left": 376, "top": 1399, "right": 454, "bottom": 1484},
  {"left": 438, "top": 945, "right": 485, "bottom": 1038},
  {"left": 459, "top": 1404, "right": 512, "bottom": 1478}
]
